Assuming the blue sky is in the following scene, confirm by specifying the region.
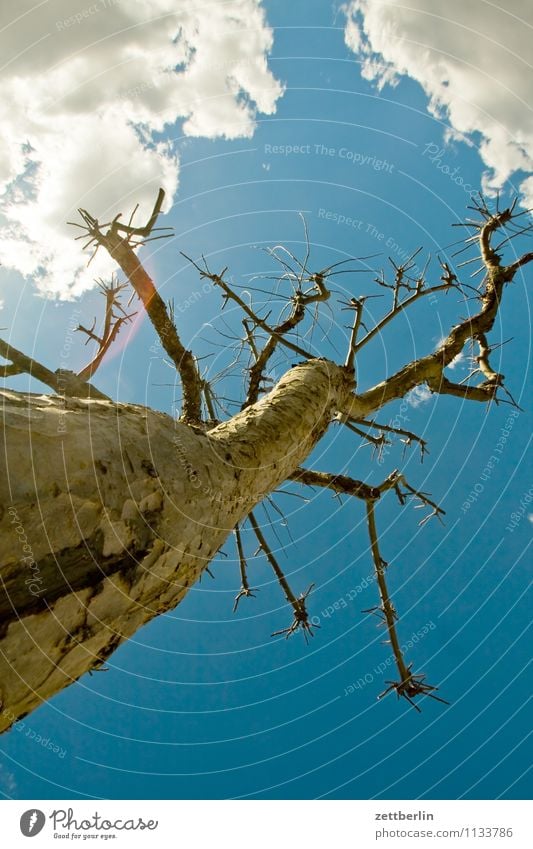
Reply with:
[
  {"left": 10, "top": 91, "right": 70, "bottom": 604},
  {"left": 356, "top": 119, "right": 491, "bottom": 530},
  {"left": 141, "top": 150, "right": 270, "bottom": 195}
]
[{"left": 0, "top": 0, "right": 531, "bottom": 800}]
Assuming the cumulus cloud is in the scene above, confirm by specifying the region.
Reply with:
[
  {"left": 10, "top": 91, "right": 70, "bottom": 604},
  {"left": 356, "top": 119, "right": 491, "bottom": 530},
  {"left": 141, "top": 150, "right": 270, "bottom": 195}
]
[
  {"left": 406, "top": 384, "right": 433, "bottom": 407},
  {"left": 0, "top": 0, "right": 283, "bottom": 297},
  {"left": 343, "top": 0, "right": 533, "bottom": 203}
]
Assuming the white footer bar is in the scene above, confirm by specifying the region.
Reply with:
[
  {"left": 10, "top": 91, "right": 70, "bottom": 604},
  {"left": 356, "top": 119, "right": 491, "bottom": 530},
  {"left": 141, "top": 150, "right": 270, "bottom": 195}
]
[{"left": 1, "top": 799, "right": 530, "bottom": 848}]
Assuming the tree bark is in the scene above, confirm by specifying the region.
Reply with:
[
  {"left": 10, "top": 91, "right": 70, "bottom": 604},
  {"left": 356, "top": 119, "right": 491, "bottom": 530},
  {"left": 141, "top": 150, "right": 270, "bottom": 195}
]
[{"left": 0, "top": 359, "right": 351, "bottom": 731}]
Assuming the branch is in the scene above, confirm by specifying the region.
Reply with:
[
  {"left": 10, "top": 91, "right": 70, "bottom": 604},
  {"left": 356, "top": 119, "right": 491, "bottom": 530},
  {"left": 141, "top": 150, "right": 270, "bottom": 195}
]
[
  {"left": 344, "top": 416, "right": 428, "bottom": 460},
  {"left": 77, "top": 277, "right": 136, "bottom": 381},
  {"left": 354, "top": 251, "right": 459, "bottom": 353},
  {"left": 102, "top": 235, "right": 202, "bottom": 423},
  {"left": 0, "top": 363, "right": 24, "bottom": 377},
  {"left": 507, "top": 251, "right": 533, "bottom": 274},
  {"left": 182, "top": 253, "right": 315, "bottom": 361},
  {"left": 344, "top": 204, "right": 533, "bottom": 419},
  {"left": 248, "top": 510, "right": 318, "bottom": 642},
  {"left": 0, "top": 338, "right": 109, "bottom": 400},
  {"left": 292, "top": 462, "right": 446, "bottom": 710},
  {"left": 243, "top": 279, "right": 330, "bottom": 409},
  {"left": 428, "top": 372, "right": 497, "bottom": 401},
  {"left": 386, "top": 470, "right": 445, "bottom": 526},
  {"left": 0, "top": 338, "right": 60, "bottom": 390},
  {"left": 288, "top": 467, "right": 380, "bottom": 500},
  {"left": 340, "top": 417, "right": 392, "bottom": 462},
  {"left": 232, "top": 524, "right": 258, "bottom": 612},
  {"left": 74, "top": 190, "right": 203, "bottom": 423},
  {"left": 365, "top": 498, "right": 448, "bottom": 712},
  {"left": 474, "top": 331, "right": 504, "bottom": 387},
  {"left": 239, "top": 234, "right": 369, "bottom": 407},
  {"left": 343, "top": 297, "right": 364, "bottom": 373},
  {"left": 355, "top": 281, "right": 455, "bottom": 353},
  {"left": 243, "top": 328, "right": 278, "bottom": 408},
  {"left": 108, "top": 187, "right": 167, "bottom": 238}
]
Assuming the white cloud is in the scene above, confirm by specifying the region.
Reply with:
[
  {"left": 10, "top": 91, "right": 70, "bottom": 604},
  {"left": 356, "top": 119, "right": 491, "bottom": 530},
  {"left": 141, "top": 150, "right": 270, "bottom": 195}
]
[
  {"left": 436, "top": 337, "right": 465, "bottom": 370},
  {"left": 0, "top": 0, "right": 283, "bottom": 297},
  {"left": 447, "top": 351, "right": 465, "bottom": 370},
  {"left": 343, "top": 0, "right": 533, "bottom": 203},
  {"left": 406, "top": 384, "right": 433, "bottom": 407}
]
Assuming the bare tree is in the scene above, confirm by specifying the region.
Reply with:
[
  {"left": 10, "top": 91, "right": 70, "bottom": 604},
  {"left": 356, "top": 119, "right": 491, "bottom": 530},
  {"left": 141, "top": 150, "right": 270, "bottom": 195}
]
[{"left": 0, "top": 191, "right": 531, "bottom": 731}]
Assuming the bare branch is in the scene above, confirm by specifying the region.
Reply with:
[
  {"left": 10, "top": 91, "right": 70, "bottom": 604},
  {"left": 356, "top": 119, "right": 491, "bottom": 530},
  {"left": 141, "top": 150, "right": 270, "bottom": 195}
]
[
  {"left": 346, "top": 416, "right": 428, "bottom": 460},
  {"left": 343, "top": 297, "right": 364, "bottom": 373},
  {"left": 289, "top": 459, "right": 447, "bottom": 707},
  {"left": 389, "top": 473, "right": 445, "bottom": 526},
  {"left": 365, "top": 496, "right": 448, "bottom": 712},
  {"left": 244, "top": 333, "right": 277, "bottom": 408},
  {"left": 242, "top": 274, "right": 331, "bottom": 409},
  {"left": 474, "top": 331, "right": 504, "bottom": 387},
  {"left": 74, "top": 190, "right": 203, "bottom": 423},
  {"left": 507, "top": 251, "right": 533, "bottom": 274},
  {"left": 248, "top": 511, "right": 318, "bottom": 642},
  {"left": 0, "top": 338, "right": 60, "bottom": 391},
  {"left": 428, "top": 373, "right": 499, "bottom": 403},
  {"left": 233, "top": 524, "right": 258, "bottom": 612},
  {"left": 288, "top": 467, "right": 380, "bottom": 500},
  {"left": 109, "top": 187, "right": 168, "bottom": 238},
  {"left": 354, "top": 279, "right": 455, "bottom": 353},
  {"left": 0, "top": 338, "right": 109, "bottom": 400},
  {"left": 344, "top": 204, "right": 530, "bottom": 419},
  {"left": 201, "top": 377, "right": 219, "bottom": 424},
  {"left": 271, "top": 583, "right": 316, "bottom": 641},
  {"left": 181, "top": 253, "right": 315, "bottom": 361},
  {"left": 77, "top": 277, "right": 137, "bottom": 381},
  {"left": 0, "top": 363, "right": 25, "bottom": 377},
  {"left": 340, "top": 416, "right": 392, "bottom": 461}
]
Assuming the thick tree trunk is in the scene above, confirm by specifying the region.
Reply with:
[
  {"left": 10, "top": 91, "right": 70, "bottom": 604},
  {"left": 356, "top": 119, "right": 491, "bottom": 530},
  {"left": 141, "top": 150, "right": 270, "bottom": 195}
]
[{"left": 0, "top": 359, "right": 351, "bottom": 731}]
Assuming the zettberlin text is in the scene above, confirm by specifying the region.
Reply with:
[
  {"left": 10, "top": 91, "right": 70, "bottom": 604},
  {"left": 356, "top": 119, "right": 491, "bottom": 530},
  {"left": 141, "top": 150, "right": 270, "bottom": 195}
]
[{"left": 375, "top": 811, "right": 434, "bottom": 821}]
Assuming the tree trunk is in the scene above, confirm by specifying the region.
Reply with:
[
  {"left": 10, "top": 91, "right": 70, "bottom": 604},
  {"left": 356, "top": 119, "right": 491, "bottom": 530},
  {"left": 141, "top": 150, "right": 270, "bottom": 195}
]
[{"left": 0, "top": 359, "right": 351, "bottom": 731}]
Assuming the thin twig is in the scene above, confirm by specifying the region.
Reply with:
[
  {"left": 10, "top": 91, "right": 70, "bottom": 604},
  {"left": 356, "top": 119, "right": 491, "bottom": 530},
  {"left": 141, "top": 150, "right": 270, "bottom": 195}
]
[
  {"left": 233, "top": 525, "right": 258, "bottom": 612},
  {"left": 248, "top": 511, "right": 318, "bottom": 642},
  {"left": 365, "top": 495, "right": 448, "bottom": 712},
  {"left": 345, "top": 416, "right": 428, "bottom": 460},
  {"left": 77, "top": 277, "right": 137, "bottom": 381},
  {"left": 181, "top": 253, "right": 315, "bottom": 361}
]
